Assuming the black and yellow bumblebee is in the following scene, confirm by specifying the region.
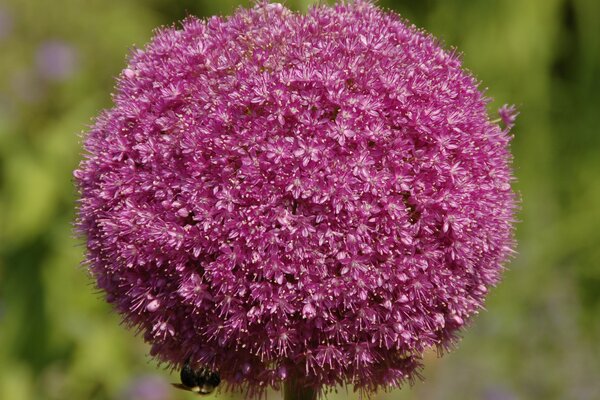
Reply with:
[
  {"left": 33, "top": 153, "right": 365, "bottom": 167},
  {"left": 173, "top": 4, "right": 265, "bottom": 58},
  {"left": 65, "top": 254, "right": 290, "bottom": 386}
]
[{"left": 172, "top": 359, "right": 221, "bottom": 396}]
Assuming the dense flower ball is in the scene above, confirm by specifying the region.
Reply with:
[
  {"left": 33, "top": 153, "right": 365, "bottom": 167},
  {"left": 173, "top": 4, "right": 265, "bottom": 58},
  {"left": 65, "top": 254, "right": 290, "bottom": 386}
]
[{"left": 75, "top": 0, "right": 517, "bottom": 396}]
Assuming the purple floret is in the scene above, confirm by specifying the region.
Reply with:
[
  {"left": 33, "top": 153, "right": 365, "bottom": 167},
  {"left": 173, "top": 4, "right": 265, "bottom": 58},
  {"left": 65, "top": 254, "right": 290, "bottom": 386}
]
[
  {"left": 498, "top": 104, "right": 519, "bottom": 131},
  {"left": 75, "top": 1, "right": 517, "bottom": 396}
]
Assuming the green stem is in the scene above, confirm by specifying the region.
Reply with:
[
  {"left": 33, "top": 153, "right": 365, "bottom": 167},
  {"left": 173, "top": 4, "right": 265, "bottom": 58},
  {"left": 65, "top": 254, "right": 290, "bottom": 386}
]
[{"left": 284, "top": 377, "right": 317, "bottom": 400}]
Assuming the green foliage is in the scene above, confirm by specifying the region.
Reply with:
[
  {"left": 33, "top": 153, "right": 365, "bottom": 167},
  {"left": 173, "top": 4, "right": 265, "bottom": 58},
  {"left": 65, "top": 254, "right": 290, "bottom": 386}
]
[{"left": 0, "top": 0, "right": 598, "bottom": 399}]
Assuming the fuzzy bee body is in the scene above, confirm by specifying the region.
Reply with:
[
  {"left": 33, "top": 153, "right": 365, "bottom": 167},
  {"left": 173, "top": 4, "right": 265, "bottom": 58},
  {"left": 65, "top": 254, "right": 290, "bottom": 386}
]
[{"left": 172, "top": 360, "right": 221, "bottom": 396}]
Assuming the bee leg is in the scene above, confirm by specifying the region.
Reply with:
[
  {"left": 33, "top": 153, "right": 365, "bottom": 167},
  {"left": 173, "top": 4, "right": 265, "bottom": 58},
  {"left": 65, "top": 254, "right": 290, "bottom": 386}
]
[
  {"left": 195, "top": 368, "right": 221, "bottom": 395},
  {"left": 206, "top": 370, "right": 221, "bottom": 388}
]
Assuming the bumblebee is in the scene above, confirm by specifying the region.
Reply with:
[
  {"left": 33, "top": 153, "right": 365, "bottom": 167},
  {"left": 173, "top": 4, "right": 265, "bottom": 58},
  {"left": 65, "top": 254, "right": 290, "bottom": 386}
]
[{"left": 172, "top": 359, "right": 221, "bottom": 396}]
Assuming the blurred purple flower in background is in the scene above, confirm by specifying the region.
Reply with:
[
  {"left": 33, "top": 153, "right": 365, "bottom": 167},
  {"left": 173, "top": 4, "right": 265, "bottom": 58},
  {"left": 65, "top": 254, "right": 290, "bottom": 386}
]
[
  {"left": 75, "top": 1, "right": 517, "bottom": 397},
  {"left": 0, "top": 92, "right": 12, "bottom": 119},
  {"left": 484, "top": 385, "right": 518, "bottom": 400},
  {"left": 35, "top": 40, "right": 78, "bottom": 81},
  {"left": 0, "top": 6, "right": 13, "bottom": 41},
  {"left": 121, "top": 375, "right": 171, "bottom": 400},
  {"left": 11, "top": 69, "right": 44, "bottom": 103}
]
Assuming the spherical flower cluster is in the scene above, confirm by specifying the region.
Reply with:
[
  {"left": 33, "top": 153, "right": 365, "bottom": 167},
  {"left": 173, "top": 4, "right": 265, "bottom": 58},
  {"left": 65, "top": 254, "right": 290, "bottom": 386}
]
[{"left": 75, "top": 1, "right": 517, "bottom": 397}]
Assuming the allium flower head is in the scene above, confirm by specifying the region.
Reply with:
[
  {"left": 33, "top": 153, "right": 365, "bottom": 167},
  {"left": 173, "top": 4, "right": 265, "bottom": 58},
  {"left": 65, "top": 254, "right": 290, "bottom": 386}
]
[{"left": 75, "top": 1, "right": 517, "bottom": 397}]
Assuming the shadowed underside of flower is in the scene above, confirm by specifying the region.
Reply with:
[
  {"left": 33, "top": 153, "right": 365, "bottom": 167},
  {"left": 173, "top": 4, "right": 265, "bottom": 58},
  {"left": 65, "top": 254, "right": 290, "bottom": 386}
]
[{"left": 74, "top": 1, "right": 517, "bottom": 398}]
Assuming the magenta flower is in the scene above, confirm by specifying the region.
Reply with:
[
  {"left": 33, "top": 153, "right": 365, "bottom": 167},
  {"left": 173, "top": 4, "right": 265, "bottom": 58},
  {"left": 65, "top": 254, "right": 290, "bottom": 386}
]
[{"left": 75, "top": 1, "right": 517, "bottom": 398}]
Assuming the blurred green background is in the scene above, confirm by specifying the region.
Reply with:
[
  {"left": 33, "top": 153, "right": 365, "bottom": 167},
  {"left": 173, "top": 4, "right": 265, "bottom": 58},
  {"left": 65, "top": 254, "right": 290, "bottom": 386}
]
[{"left": 1, "top": 0, "right": 599, "bottom": 399}]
